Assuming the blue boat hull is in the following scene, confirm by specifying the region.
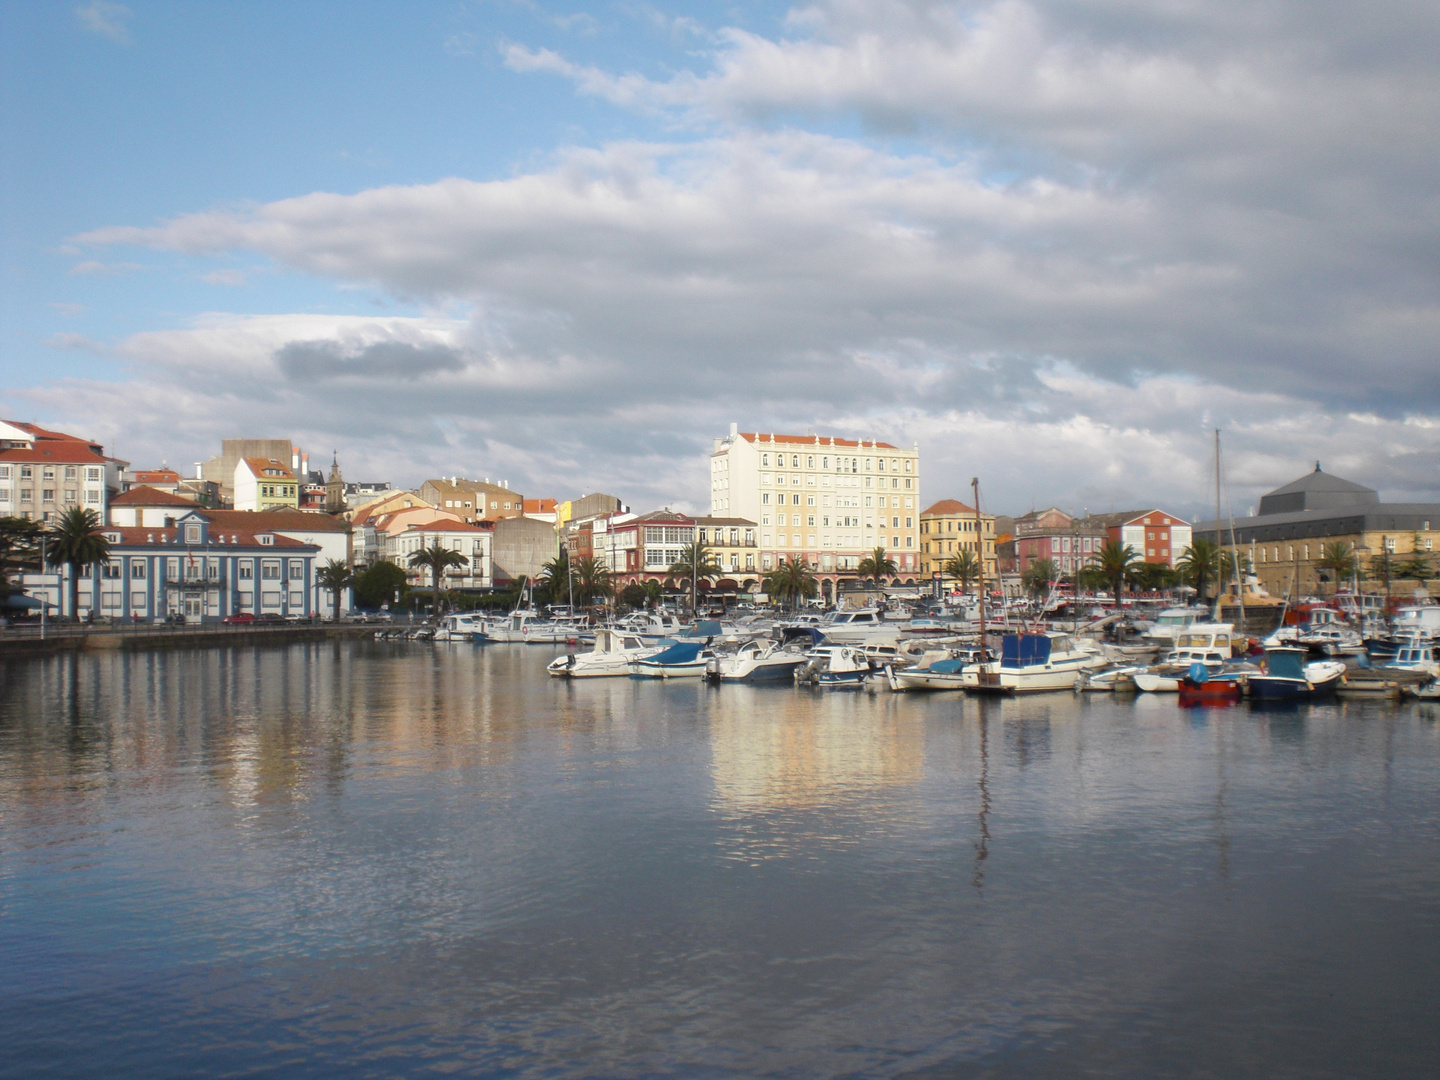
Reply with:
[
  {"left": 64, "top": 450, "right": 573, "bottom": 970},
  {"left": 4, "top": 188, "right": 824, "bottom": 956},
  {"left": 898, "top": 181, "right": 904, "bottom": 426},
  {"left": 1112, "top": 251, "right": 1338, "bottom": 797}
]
[{"left": 1247, "top": 676, "right": 1340, "bottom": 701}]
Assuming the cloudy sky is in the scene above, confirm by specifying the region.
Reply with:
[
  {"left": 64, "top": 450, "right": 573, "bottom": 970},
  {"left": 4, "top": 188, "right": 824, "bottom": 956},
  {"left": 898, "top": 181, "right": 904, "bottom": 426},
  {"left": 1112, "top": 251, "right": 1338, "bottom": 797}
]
[{"left": 3, "top": 1, "right": 1439, "bottom": 519}]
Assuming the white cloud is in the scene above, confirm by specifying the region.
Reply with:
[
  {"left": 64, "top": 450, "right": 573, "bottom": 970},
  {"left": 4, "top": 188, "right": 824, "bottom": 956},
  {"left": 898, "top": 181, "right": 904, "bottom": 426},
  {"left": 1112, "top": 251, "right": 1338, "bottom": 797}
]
[
  {"left": 201, "top": 268, "right": 249, "bottom": 286},
  {"left": 76, "top": 1, "right": 132, "bottom": 45},
  {"left": 69, "top": 259, "right": 142, "bottom": 276}
]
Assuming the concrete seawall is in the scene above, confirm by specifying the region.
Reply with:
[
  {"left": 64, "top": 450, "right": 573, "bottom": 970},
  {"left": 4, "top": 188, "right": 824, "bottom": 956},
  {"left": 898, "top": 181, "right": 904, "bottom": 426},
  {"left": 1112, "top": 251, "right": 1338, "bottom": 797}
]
[{"left": 0, "top": 623, "right": 379, "bottom": 658}]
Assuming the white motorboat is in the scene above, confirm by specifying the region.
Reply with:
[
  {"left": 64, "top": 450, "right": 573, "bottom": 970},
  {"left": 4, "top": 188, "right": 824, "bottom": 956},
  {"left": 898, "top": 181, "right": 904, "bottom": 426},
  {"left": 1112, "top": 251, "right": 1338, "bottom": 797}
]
[
  {"left": 1076, "top": 665, "right": 1145, "bottom": 693},
  {"left": 1144, "top": 607, "right": 1217, "bottom": 645},
  {"left": 549, "top": 628, "right": 660, "bottom": 678},
  {"left": 478, "top": 610, "right": 584, "bottom": 644},
  {"left": 811, "top": 608, "right": 904, "bottom": 646},
  {"left": 1133, "top": 625, "right": 1241, "bottom": 692},
  {"left": 965, "top": 633, "right": 1107, "bottom": 694},
  {"left": 612, "top": 612, "right": 688, "bottom": 644},
  {"left": 434, "top": 612, "right": 488, "bottom": 641},
  {"left": 886, "top": 646, "right": 990, "bottom": 691},
  {"left": 1296, "top": 625, "right": 1366, "bottom": 656},
  {"left": 706, "top": 638, "right": 811, "bottom": 682},
  {"left": 812, "top": 646, "right": 873, "bottom": 687}
]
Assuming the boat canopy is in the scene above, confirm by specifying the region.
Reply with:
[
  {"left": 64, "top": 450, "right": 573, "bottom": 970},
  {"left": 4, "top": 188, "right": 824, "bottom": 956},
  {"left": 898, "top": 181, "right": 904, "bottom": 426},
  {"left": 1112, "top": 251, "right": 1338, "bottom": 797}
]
[
  {"left": 1001, "top": 634, "right": 1053, "bottom": 668},
  {"left": 645, "top": 641, "right": 706, "bottom": 665},
  {"left": 779, "top": 626, "right": 827, "bottom": 648},
  {"left": 1263, "top": 648, "right": 1307, "bottom": 680},
  {"left": 682, "top": 620, "right": 724, "bottom": 638}
]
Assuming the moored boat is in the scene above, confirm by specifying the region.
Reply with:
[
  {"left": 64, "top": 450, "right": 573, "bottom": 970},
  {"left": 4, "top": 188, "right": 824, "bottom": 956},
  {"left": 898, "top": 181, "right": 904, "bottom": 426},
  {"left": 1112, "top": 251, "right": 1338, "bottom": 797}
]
[{"left": 1246, "top": 648, "right": 1346, "bottom": 701}]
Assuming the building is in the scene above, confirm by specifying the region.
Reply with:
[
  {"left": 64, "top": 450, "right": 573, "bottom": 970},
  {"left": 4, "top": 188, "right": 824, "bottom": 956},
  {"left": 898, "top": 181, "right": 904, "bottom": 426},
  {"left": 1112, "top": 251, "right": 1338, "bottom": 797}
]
[
  {"left": 23, "top": 508, "right": 320, "bottom": 622},
  {"left": 523, "top": 497, "right": 559, "bottom": 523},
  {"left": 491, "top": 516, "right": 558, "bottom": 585},
  {"left": 1080, "top": 510, "right": 1193, "bottom": 568},
  {"left": 234, "top": 458, "right": 299, "bottom": 512},
  {"left": 918, "top": 500, "right": 997, "bottom": 581},
  {"left": 390, "top": 520, "right": 492, "bottom": 591},
  {"left": 1011, "top": 508, "right": 1107, "bottom": 576},
  {"left": 1198, "top": 463, "right": 1440, "bottom": 598},
  {"left": 108, "top": 485, "right": 202, "bottom": 526},
  {"left": 708, "top": 424, "right": 922, "bottom": 599},
  {"left": 199, "top": 438, "right": 295, "bottom": 503},
  {"left": 418, "top": 478, "right": 525, "bottom": 524},
  {"left": 599, "top": 510, "right": 696, "bottom": 585},
  {"left": 0, "top": 419, "right": 127, "bottom": 523},
  {"left": 693, "top": 516, "right": 760, "bottom": 587}
]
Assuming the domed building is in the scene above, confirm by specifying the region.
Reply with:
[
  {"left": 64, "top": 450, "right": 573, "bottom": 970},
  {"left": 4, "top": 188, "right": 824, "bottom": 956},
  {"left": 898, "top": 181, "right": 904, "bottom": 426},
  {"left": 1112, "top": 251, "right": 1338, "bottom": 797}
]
[{"left": 1195, "top": 463, "right": 1439, "bottom": 598}]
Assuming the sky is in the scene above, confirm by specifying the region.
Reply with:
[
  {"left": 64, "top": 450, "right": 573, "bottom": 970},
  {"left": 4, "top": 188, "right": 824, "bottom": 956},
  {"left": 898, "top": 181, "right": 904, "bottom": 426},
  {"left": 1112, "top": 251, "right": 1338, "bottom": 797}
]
[{"left": 3, "top": 0, "right": 1439, "bottom": 520}]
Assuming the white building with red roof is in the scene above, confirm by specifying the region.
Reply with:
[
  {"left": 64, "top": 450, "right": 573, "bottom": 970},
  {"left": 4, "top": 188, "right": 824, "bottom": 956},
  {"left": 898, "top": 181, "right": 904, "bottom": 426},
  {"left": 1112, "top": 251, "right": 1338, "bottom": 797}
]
[
  {"left": 0, "top": 418, "right": 127, "bottom": 522},
  {"left": 390, "top": 519, "right": 492, "bottom": 590},
  {"left": 234, "top": 457, "right": 299, "bottom": 511},
  {"left": 708, "top": 424, "right": 922, "bottom": 598}
]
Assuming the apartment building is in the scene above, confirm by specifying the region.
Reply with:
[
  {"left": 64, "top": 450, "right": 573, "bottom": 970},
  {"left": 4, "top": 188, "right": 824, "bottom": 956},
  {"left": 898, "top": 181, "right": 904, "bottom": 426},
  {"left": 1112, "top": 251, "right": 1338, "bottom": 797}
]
[
  {"left": 234, "top": 458, "right": 299, "bottom": 511},
  {"left": 418, "top": 477, "right": 525, "bottom": 524},
  {"left": 0, "top": 419, "right": 126, "bottom": 522},
  {"left": 918, "top": 499, "right": 998, "bottom": 581},
  {"left": 709, "top": 424, "right": 921, "bottom": 593}
]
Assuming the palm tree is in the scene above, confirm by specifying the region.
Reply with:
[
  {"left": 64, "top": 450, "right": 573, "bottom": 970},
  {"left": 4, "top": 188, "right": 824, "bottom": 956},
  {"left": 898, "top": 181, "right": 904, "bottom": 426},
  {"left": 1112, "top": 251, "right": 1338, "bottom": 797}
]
[
  {"left": 668, "top": 538, "right": 723, "bottom": 614},
  {"left": 1175, "top": 537, "right": 1220, "bottom": 604},
  {"left": 316, "top": 559, "right": 354, "bottom": 622},
  {"left": 1311, "top": 541, "right": 1357, "bottom": 594},
  {"left": 1091, "top": 539, "right": 1141, "bottom": 607},
  {"left": 538, "top": 549, "right": 570, "bottom": 606},
  {"left": 942, "top": 549, "right": 979, "bottom": 594},
  {"left": 1021, "top": 557, "right": 1058, "bottom": 599},
  {"left": 46, "top": 506, "right": 110, "bottom": 620},
  {"left": 764, "top": 558, "right": 818, "bottom": 612},
  {"left": 408, "top": 542, "right": 467, "bottom": 614},
  {"left": 571, "top": 555, "right": 614, "bottom": 607},
  {"left": 856, "top": 546, "right": 897, "bottom": 585}
]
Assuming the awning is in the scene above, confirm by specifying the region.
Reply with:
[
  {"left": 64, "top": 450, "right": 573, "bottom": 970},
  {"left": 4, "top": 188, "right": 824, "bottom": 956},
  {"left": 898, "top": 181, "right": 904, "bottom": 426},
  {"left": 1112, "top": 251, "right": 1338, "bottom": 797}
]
[{"left": 4, "top": 594, "right": 43, "bottom": 609}]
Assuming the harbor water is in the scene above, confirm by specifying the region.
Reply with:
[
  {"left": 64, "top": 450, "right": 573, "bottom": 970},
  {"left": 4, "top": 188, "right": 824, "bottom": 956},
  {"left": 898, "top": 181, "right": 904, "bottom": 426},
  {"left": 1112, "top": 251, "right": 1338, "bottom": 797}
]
[{"left": 3, "top": 641, "right": 1440, "bottom": 1077}]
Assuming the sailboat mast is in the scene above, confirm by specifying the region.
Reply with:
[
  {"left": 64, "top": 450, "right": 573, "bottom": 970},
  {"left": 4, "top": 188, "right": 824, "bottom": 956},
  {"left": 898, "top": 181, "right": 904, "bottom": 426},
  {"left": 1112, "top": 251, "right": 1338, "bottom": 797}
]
[
  {"left": 1214, "top": 429, "right": 1223, "bottom": 621},
  {"left": 973, "top": 477, "right": 986, "bottom": 646}
]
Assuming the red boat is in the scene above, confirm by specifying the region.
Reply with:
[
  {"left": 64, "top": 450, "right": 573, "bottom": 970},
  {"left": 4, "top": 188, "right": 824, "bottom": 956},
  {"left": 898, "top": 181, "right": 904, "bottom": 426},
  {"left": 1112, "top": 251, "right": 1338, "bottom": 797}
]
[{"left": 1178, "top": 662, "right": 1243, "bottom": 705}]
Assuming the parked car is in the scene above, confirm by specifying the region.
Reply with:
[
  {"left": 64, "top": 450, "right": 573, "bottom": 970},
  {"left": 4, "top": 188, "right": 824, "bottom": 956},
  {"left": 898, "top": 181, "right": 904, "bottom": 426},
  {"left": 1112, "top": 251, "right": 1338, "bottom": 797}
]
[
  {"left": 255, "top": 613, "right": 287, "bottom": 624},
  {"left": 222, "top": 612, "right": 255, "bottom": 626},
  {"left": 163, "top": 612, "right": 187, "bottom": 626}
]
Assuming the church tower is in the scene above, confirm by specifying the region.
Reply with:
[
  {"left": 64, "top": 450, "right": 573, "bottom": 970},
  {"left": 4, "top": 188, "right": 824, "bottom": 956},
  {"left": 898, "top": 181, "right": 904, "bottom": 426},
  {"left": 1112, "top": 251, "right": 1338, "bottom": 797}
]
[{"left": 325, "top": 451, "right": 345, "bottom": 514}]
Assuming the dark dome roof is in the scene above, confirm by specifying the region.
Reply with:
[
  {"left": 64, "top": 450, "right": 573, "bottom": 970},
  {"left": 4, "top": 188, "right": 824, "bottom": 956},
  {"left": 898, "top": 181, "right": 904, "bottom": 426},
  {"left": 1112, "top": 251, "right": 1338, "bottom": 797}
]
[{"left": 1258, "top": 463, "right": 1378, "bottom": 516}]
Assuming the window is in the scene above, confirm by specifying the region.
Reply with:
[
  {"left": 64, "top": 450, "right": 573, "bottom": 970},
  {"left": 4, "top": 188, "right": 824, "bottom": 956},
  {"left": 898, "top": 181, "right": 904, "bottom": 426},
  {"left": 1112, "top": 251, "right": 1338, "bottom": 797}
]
[
  {"left": 0, "top": 466, "right": 7, "bottom": 479},
  {"left": 288, "top": 591, "right": 303, "bottom": 607},
  {"left": 762, "top": 493, "right": 770, "bottom": 505},
  {"left": 808, "top": 515, "right": 816, "bottom": 527},
  {"left": 262, "top": 561, "right": 281, "bottom": 580},
  {"left": 64, "top": 488, "right": 76, "bottom": 503},
  {"left": 42, "top": 466, "right": 55, "bottom": 480},
  {"left": 65, "top": 466, "right": 77, "bottom": 479},
  {"left": 239, "top": 562, "right": 253, "bottom": 579},
  {"left": 744, "top": 529, "right": 754, "bottom": 545},
  {"left": 262, "top": 592, "right": 281, "bottom": 606},
  {"left": 20, "top": 466, "right": 32, "bottom": 479},
  {"left": 85, "top": 489, "right": 101, "bottom": 504},
  {"left": 761, "top": 454, "right": 769, "bottom": 466},
  {"left": 906, "top": 517, "right": 913, "bottom": 528},
  {"left": 878, "top": 459, "right": 885, "bottom": 472},
  {"left": 102, "top": 562, "right": 122, "bottom": 579},
  {"left": 745, "top": 553, "right": 754, "bottom": 570},
  {"left": 185, "top": 524, "right": 202, "bottom": 544},
  {"left": 129, "top": 561, "right": 146, "bottom": 580},
  {"left": 42, "top": 488, "right": 54, "bottom": 502},
  {"left": 258, "top": 534, "right": 273, "bottom": 546},
  {"left": 86, "top": 467, "right": 102, "bottom": 482}
]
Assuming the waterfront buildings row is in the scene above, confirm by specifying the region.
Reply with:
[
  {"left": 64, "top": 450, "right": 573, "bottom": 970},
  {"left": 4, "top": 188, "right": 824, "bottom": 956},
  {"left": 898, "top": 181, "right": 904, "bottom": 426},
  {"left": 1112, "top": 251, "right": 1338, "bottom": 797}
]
[{"left": 6, "top": 416, "right": 1439, "bottom": 620}]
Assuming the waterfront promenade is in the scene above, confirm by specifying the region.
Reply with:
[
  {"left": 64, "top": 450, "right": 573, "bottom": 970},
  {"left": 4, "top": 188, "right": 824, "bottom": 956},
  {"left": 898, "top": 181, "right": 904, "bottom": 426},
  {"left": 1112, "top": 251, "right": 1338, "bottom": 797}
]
[{"left": 0, "top": 620, "right": 376, "bottom": 657}]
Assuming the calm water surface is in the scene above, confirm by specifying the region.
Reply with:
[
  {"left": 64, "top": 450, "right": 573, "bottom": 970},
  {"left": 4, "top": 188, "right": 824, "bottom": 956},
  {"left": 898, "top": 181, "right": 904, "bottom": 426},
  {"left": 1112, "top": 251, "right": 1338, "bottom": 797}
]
[{"left": 3, "top": 641, "right": 1440, "bottom": 1078}]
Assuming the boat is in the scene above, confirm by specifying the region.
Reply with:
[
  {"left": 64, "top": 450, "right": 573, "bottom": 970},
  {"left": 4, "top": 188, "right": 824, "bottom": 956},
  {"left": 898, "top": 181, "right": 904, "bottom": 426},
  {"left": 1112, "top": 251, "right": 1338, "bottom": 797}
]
[
  {"left": 1075, "top": 665, "right": 1144, "bottom": 693},
  {"left": 1143, "top": 607, "right": 1215, "bottom": 645},
  {"left": 611, "top": 612, "right": 688, "bottom": 644},
  {"left": 1132, "top": 625, "right": 1239, "bottom": 692},
  {"left": 548, "top": 628, "right": 660, "bottom": 678},
  {"left": 813, "top": 646, "right": 873, "bottom": 687},
  {"left": 965, "top": 633, "right": 1105, "bottom": 695},
  {"left": 629, "top": 639, "right": 714, "bottom": 679},
  {"left": 1246, "top": 647, "right": 1346, "bottom": 701},
  {"left": 705, "top": 636, "right": 813, "bottom": 683},
  {"left": 477, "top": 610, "right": 584, "bottom": 644},
  {"left": 1177, "top": 662, "right": 1244, "bottom": 705},
  {"left": 886, "top": 646, "right": 991, "bottom": 691},
  {"left": 434, "top": 612, "right": 488, "bottom": 641},
  {"left": 811, "top": 608, "right": 904, "bottom": 646},
  {"left": 1295, "top": 624, "right": 1366, "bottom": 656}
]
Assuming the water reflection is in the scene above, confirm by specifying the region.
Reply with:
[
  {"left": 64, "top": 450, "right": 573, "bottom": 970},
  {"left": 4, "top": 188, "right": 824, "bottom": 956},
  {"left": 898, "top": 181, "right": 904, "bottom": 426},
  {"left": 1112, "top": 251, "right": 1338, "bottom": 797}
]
[{"left": 3, "top": 644, "right": 1440, "bottom": 1079}]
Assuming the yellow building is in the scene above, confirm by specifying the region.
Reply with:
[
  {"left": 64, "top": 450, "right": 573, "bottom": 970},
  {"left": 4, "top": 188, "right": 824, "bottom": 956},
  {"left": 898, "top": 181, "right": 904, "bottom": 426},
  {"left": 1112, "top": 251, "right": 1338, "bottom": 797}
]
[
  {"left": 919, "top": 498, "right": 997, "bottom": 583},
  {"left": 694, "top": 516, "right": 761, "bottom": 585},
  {"left": 233, "top": 457, "right": 298, "bottom": 511}
]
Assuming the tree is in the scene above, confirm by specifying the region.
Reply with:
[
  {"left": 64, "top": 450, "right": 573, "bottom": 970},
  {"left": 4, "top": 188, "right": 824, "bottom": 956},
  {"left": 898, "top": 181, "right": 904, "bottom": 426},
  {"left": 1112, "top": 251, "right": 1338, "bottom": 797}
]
[
  {"left": 571, "top": 555, "right": 614, "bottom": 607},
  {"left": 1129, "top": 562, "right": 1179, "bottom": 593},
  {"left": 537, "top": 549, "right": 570, "bottom": 606},
  {"left": 315, "top": 559, "right": 354, "bottom": 622},
  {"left": 764, "top": 557, "right": 818, "bottom": 611},
  {"left": 46, "top": 507, "right": 110, "bottom": 620},
  {"left": 643, "top": 578, "right": 664, "bottom": 607},
  {"left": 1092, "top": 539, "right": 1141, "bottom": 607},
  {"left": 1175, "top": 538, "right": 1220, "bottom": 603},
  {"left": 408, "top": 543, "right": 467, "bottom": 613},
  {"left": 0, "top": 516, "right": 42, "bottom": 597},
  {"left": 668, "top": 538, "right": 723, "bottom": 614},
  {"left": 1021, "top": 557, "right": 1058, "bottom": 599},
  {"left": 619, "top": 581, "right": 648, "bottom": 611},
  {"left": 942, "top": 549, "right": 979, "bottom": 593},
  {"left": 1394, "top": 534, "right": 1433, "bottom": 583},
  {"left": 1314, "top": 541, "right": 1359, "bottom": 593},
  {"left": 856, "top": 546, "right": 897, "bottom": 585},
  {"left": 353, "top": 560, "right": 408, "bottom": 609}
]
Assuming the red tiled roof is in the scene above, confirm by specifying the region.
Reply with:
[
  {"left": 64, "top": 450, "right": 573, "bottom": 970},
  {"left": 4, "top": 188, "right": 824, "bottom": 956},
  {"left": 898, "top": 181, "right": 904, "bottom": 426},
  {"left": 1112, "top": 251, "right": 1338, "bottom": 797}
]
[
  {"left": 921, "top": 499, "right": 982, "bottom": 517},
  {"left": 111, "top": 485, "right": 199, "bottom": 507},
  {"left": 131, "top": 468, "right": 181, "bottom": 482},
  {"left": 740, "top": 433, "right": 900, "bottom": 450},
  {"left": 524, "top": 498, "right": 557, "bottom": 513},
  {"left": 200, "top": 508, "right": 349, "bottom": 532},
  {"left": 0, "top": 443, "right": 108, "bottom": 464},
  {"left": 406, "top": 519, "right": 490, "bottom": 533},
  {"left": 240, "top": 457, "right": 296, "bottom": 480}
]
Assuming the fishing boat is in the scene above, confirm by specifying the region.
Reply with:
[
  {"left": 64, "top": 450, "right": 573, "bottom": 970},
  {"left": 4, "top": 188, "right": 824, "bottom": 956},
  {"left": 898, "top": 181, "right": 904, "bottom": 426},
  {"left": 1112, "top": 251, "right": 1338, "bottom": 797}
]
[
  {"left": 965, "top": 633, "right": 1105, "bottom": 695},
  {"left": 1177, "top": 662, "right": 1244, "bottom": 704},
  {"left": 1133, "top": 625, "right": 1238, "bottom": 692},
  {"left": 548, "top": 628, "right": 659, "bottom": 678},
  {"left": 1246, "top": 647, "right": 1346, "bottom": 701},
  {"left": 813, "top": 646, "right": 873, "bottom": 687},
  {"left": 629, "top": 639, "right": 714, "bottom": 679}
]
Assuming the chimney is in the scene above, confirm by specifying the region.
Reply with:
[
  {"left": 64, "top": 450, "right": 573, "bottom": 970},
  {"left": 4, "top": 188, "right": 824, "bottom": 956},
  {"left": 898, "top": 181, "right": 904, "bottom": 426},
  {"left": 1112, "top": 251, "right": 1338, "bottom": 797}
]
[
  {"left": 195, "top": 462, "right": 203, "bottom": 479},
  {"left": 729, "top": 422, "right": 738, "bottom": 438}
]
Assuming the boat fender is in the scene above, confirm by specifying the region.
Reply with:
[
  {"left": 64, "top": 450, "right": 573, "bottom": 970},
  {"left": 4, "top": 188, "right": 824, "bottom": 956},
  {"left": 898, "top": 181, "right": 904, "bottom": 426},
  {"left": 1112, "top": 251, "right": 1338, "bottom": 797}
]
[{"left": 1186, "top": 662, "right": 1210, "bottom": 686}]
